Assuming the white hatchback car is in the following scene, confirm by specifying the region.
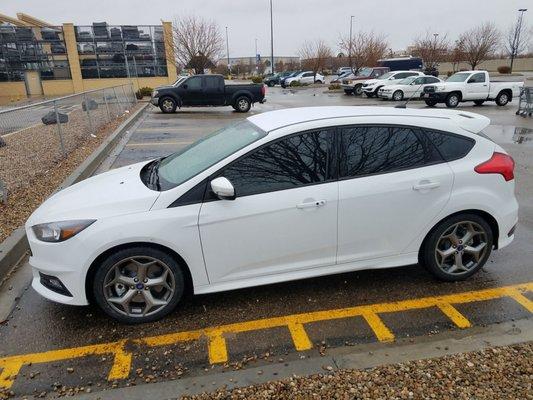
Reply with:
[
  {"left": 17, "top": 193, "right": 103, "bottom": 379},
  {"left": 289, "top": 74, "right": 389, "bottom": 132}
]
[{"left": 26, "top": 107, "right": 518, "bottom": 323}]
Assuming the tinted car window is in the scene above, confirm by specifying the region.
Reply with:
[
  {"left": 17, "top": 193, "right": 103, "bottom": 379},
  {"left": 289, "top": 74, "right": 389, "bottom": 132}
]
[
  {"left": 222, "top": 129, "right": 334, "bottom": 197},
  {"left": 426, "top": 77, "right": 440, "bottom": 83},
  {"left": 423, "top": 130, "right": 475, "bottom": 161},
  {"left": 186, "top": 76, "right": 202, "bottom": 89},
  {"left": 339, "top": 126, "right": 441, "bottom": 178},
  {"left": 469, "top": 73, "right": 486, "bottom": 83},
  {"left": 205, "top": 76, "right": 220, "bottom": 90}
]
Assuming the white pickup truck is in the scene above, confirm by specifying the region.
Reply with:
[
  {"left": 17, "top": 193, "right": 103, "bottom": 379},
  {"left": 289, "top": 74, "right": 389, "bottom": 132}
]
[{"left": 422, "top": 70, "right": 524, "bottom": 108}]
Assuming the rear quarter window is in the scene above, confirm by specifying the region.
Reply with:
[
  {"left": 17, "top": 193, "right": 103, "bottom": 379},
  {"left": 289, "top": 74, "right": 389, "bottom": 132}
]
[{"left": 424, "top": 130, "right": 475, "bottom": 161}]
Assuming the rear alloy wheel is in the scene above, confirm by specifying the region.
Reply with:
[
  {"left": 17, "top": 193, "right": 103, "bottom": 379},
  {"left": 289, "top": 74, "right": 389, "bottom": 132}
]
[
  {"left": 159, "top": 97, "right": 177, "bottom": 113},
  {"left": 234, "top": 96, "right": 251, "bottom": 112},
  {"left": 421, "top": 214, "right": 493, "bottom": 281},
  {"left": 354, "top": 84, "right": 363, "bottom": 96},
  {"left": 496, "top": 92, "right": 509, "bottom": 106},
  {"left": 93, "top": 247, "right": 184, "bottom": 323},
  {"left": 392, "top": 90, "right": 404, "bottom": 101},
  {"left": 445, "top": 93, "right": 460, "bottom": 108}
]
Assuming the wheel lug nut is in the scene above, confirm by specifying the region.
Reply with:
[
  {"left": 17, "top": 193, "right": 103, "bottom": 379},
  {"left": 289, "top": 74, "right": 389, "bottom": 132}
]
[
  {"left": 130, "top": 286, "right": 134, "bottom": 290},
  {"left": 143, "top": 279, "right": 148, "bottom": 283},
  {"left": 134, "top": 278, "right": 138, "bottom": 282},
  {"left": 145, "top": 287, "right": 149, "bottom": 290}
]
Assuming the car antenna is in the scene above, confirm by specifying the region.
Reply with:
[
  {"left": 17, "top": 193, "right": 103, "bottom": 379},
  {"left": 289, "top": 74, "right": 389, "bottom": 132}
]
[{"left": 395, "top": 79, "right": 426, "bottom": 109}]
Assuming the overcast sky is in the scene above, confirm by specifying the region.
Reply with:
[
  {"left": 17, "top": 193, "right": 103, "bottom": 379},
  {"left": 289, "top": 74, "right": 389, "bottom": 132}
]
[{"left": 3, "top": 0, "right": 531, "bottom": 57}]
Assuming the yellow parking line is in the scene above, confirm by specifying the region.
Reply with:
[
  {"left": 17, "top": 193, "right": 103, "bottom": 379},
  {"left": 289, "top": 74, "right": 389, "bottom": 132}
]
[
  {"left": 437, "top": 303, "right": 471, "bottom": 328},
  {"left": 0, "top": 282, "right": 531, "bottom": 389}
]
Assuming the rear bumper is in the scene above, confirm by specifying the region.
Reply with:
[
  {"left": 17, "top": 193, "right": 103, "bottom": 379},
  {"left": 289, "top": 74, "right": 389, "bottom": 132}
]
[{"left": 259, "top": 98, "right": 267, "bottom": 104}]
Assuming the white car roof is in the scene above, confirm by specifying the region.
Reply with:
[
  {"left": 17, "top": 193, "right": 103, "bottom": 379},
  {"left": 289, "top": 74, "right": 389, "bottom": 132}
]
[{"left": 247, "top": 106, "right": 490, "bottom": 134}]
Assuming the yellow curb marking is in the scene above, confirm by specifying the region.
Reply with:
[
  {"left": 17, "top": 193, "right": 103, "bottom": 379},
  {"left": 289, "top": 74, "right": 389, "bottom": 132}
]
[
  {"left": 437, "top": 303, "right": 471, "bottom": 329},
  {"left": 0, "top": 282, "right": 531, "bottom": 389}
]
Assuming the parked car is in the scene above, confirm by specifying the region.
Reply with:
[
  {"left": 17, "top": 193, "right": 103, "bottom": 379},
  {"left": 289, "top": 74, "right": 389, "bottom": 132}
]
[
  {"left": 378, "top": 75, "right": 443, "bottom": 101},
  {"left": 151, "top": 74, "right": 266, "bottom": 113},
  {"left": 280, "top": 71, "right": 302, "bottom": 88},
  {"left": 340, "top": 67, "right": 390, "bottom": 95},
  {"left": 330, "top": 71, "right": 354, "bottom": 84},
  {"left": 336, "top": 67, "right": 352, "bottom": 75},
  {"left": 284, "top": 71, "right": 325, "bottom": 86},
  {"left": 377, "top": 56, "right": 424, "bottom": 71},
  {"left": 362, "top": 70, "right": 425, "bottom": 97},
  {"left": 26, "top": 106, "right": 517, "bottom": 323},
  {"left": 422, "top": 70, "right": 524, "bottom": 108},
  {"left": 263, "top": 71, "right": 293, "bottom": 87}
]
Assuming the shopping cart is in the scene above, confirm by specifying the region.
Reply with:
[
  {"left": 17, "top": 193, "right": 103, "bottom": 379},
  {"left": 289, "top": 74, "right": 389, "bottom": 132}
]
[{"left": 516, "top": 86, "right": 532, "bottom": 117}]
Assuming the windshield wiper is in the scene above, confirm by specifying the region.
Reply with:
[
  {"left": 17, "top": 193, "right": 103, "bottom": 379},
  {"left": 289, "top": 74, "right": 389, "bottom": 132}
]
[{"left": 147, "top": 159, "right": 161, "bottom": 190}]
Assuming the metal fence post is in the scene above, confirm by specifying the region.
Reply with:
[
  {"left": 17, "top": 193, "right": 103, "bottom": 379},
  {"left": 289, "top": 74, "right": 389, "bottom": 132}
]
[
  {"left": 131, "top": 83, "right": 138, "bottom": 104},
  {"left": 121, "top": 85, "right": 129, "bottom": 110},
  {"left": 103, "top": 88, "right": 111, "bottom": 122},
  {"left": 112, "top": 87, "right": 120, "bottom": 114},
  {"left": 83, "top": 92, "right": 94, "bottom": 135},
  {"left": 54, "top": 100, "right": 67, "bottom": 157}
]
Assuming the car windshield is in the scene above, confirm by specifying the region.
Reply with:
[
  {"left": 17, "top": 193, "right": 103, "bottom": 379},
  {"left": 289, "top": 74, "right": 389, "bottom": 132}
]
[
  {"left": 446, "top": 73, "right": 471, "bottom": 82},
  {"left": 356, "top": 67, "right": 372, "bottom": 77},
  {"left": 398, "top": 76, "right": 417, "bottom": 85},
  {"left": 378, "top": 72, "right": 393, "bottom": 80},
  {"left": 152, "top": 120, "right": 267, "bottom": 190},
  {"left": 172, "top": 77, "right": 186, "bottom": 86}
]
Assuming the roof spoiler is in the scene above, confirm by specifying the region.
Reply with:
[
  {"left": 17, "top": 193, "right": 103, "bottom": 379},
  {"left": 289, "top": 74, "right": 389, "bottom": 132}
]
[{"left": 450, "top": 111, "right": 490, "bottom": 133}]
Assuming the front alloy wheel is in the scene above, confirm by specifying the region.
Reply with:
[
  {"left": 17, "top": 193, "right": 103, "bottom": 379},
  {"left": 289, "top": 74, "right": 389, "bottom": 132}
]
[
  {"left": 421, "top": 214, "right": 493, "bottom": 281},
  {"left": 94, "top": 247, "right": 184, "bottom": 323}
]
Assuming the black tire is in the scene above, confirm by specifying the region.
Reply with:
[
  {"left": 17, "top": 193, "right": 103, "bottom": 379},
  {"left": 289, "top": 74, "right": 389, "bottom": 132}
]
[
  {"left": 159, "top": 96, "right": 177, "bottom": 113},
  {"left": 473, "top": 100, "right": 485, "bottom": 106},
  {"left": 425, "top": 99, "right": 437, "bottom": 107},
  {"left": 365, "top": 92, "right": 374, "bottom": 98},
  {"left": 420, "top": 213, "right": 493, "bottom": 282},
  {"left": 445, "top": 93, "right": 460, "bottom": 108},
  {"left": 93, "top": 246, "right": 185, "bottom": 324},
  {"left": 344, "top": 89, "right": 353, "bottom": 95},
  {"left": 354, "top": 84, "right": 363, "bottom": 96},
  {"left": 392, "top": 90, "right": 404, "bottom": 101},
  {"left": 267, "top": 81, "right": 275, "bottom": 87},
  {"left": 234, "top": 96, "right": 251, "bottom": 113},
  {"left": 495, "top": 91, "right": 510, "bottom": 106},
  {"left": 315, "top": 80, "right": 323, "bottom": 84}
]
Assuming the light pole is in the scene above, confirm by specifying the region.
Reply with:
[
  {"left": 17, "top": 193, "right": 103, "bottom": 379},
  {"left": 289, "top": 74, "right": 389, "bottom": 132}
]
[
  {"left": 225, "top": 26, "right": 230, "bottom": 74},
  {"left": 255, "top": 38, "right": 258, "bottom": 73},
  {"left": 270, "top": 0, "right": 274, "bottom": 74},
  {"left": 510, "top": 8, "right": 528, "bottom": 72},
  {"left": 349, "top": 15, "right": 354, "bottom": 72}
]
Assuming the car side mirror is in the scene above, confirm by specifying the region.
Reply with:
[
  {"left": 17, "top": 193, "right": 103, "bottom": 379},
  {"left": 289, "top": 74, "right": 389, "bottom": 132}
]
[
  {"left": 210, "top": 177, "right": 236, "bottom": 200},
  {"left": 183, "top": 84, "right": 188, "bottom": 89}
]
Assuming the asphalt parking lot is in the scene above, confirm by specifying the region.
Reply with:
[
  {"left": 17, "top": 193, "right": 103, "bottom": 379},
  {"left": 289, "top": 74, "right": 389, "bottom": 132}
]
[{"left": 1, "top": 87, "right": 532, "bottom": 398}]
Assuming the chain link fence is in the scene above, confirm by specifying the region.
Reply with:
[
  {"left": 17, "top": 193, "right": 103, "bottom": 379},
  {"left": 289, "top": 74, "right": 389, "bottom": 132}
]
[{"left": 0, "top": 84, "right": 136, "bottom": 204}]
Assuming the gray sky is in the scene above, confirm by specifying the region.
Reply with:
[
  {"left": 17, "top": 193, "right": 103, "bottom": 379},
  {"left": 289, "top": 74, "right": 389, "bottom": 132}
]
[{"left": 3, "top": 0, "right": 531, "bottom": 57}]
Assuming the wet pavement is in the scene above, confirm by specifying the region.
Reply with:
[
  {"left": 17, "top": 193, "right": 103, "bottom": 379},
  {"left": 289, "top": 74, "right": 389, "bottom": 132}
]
[{"left": 0, "top": 87, "right": 532, "bottom": 398}]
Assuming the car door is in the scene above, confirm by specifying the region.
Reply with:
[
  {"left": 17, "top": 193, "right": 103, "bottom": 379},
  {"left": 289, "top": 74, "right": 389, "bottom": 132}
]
[
  {"left": 406, "top": 76, "right": 426, "bottom": 97},
  {"left": 203, "top": 75, "right": 225, "bottom": 105},
  {"left": 199, "top": 128, "right": 338, "bottom": 283},
  {"left": 180, "top": 76, "right": 204, "bottom": 105},
  {"left": 465, "top": 72, "right": 489, "bottom": 100},
  {"left": 337, "top": 124, "right": 453, "bottom": 263},
  {"left": 300, "top": 72, "right": 314, "bottom": 84}
]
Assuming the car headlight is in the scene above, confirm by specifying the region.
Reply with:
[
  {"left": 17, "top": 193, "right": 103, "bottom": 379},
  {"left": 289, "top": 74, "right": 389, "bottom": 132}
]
[
  {"left": 32, "top": 220, "right": 96, "bottom": 242},
  {"left": 152, "top": 90, "right": 159, "bottom": 97}
]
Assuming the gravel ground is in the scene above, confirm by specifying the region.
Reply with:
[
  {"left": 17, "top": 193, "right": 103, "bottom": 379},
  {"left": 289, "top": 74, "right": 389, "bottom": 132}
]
[
  {"left": 0, "top": 103, "right": 141, "bottom": 243},
  {"left": 182, "top": 342, "right": 533, "bottom": 400}
]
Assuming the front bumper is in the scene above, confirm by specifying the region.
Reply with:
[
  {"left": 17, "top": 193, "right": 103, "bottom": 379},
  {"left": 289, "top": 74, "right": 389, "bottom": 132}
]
[
  {"left": 422, "top": 91, "right": 448, "bottom": 102},
  {"left": 363, "top": 86, "right": 377, "bottom": 94},
  {"left": 378, "top": 91, "right": 393, "bottom": 99},
  {"left": 150, "top": 96, "right": 159, "bottom": 106}
]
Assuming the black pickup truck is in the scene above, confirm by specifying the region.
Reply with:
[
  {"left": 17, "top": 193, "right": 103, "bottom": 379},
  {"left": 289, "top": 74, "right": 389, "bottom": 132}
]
[{"left": 151, "top": 74, "right": 266, "bottom": 113}]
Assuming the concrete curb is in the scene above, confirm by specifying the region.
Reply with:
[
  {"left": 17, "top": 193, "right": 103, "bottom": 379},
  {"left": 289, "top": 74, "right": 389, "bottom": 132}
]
[
  {"left": 0, "top": 103, "right": 148, "bottom": 281},
  {"left": 57, "top": 318, "right": 533, "bottom": 400}
]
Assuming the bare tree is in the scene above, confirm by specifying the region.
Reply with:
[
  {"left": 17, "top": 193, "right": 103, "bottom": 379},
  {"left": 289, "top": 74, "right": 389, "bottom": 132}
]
[
  {"left": 458, "top": 22, "right": 500, "bottom": 70},
  {"left": 450, "top": 38, "right": 466, "bottom": 72},
  {"left": 505, "top": 11, "right": 530, "bottom": 72},
  {"left": 339, "top": 31, "right": 388, "bottom": 73},
  {"left": 170, "top": 15, "right": 224, "bottom": 74},
  {"left": 411, "top": 31, "right": 449, "bottom": 70},
  {"left": 298, "top": 40, "right": 332, "bottom": 81}
]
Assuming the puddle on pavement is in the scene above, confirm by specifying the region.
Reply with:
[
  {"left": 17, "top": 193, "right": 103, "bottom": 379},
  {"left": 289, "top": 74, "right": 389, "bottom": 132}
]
[{"left": 484, "top": 125, "right": 533, "bottom": 145}]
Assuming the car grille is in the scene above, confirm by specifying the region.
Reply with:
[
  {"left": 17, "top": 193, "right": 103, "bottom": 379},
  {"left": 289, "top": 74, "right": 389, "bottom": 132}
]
[{"left": 424, "top": 86, "right": 436, "bottom": 93}]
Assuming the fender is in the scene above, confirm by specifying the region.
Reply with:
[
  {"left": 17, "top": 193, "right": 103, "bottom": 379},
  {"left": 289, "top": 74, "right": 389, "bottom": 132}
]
[{"left": 229, "top": 90, "right": 253, "bottom": 104}]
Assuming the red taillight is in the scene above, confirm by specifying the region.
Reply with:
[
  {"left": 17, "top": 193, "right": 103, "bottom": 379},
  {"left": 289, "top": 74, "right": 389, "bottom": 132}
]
[
  {"left": 261, "top": 84, "right": 266, "bottom": 96},
  {"left": 474, "top": 152, "right": 515, "bottom": 181}
]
